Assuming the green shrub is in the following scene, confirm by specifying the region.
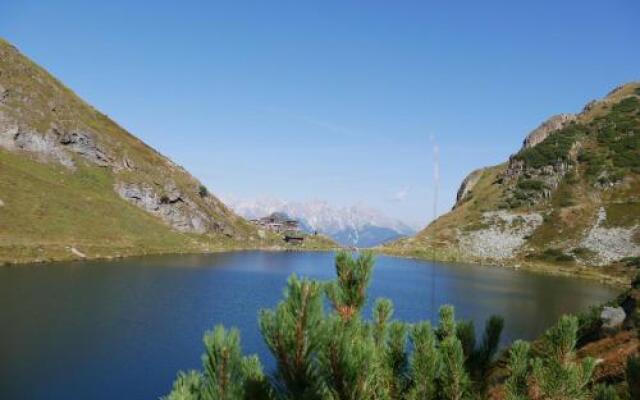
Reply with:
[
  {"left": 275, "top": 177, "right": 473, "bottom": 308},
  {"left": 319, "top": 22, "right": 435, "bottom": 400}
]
[
  {"left": 504, "top": 316, "right": 606, "bottom": 400},
  {"left": 621, "top": 256, "right": 640, "bottom": 268},
  {"left": 536, "top": 248, "right": 575, "bottom": 263},
  {"left": 571, "top": 247, "right": 595, "bottom": 258},
  {"left": 632, "top": 272, "right": 640, "bottom": 290},
  {"left": 558, "top": 195, "right": 575, "bottom": 208},
  {"left": 514, "top": 124, "right": 583, "bottom": 169},
  {"left": 612, "top": 96, "right": 640, "bottom": 113},
  {"left": 530, "top": 316, "right": 596, "bottom": 399},
  {"left": 504, "top": 340, "right": 531, "bottom": 399},
  {"left": 576, "top": 305, "right": 603, "bottom": 346},
  {"left": 517, "top": 179, "right": 548, "bottom": 192},
  {"left": 627, "top": 355, "right": 640, "bottom": 400},
  {"left": 198, "top": 185, "right": 209, "bottom": 197},
  {"left": 593, "top": 97, "right": 640, "bottom": 174},
  {"left": 594, "top": 383, "right": 620, "bottom": 400}
]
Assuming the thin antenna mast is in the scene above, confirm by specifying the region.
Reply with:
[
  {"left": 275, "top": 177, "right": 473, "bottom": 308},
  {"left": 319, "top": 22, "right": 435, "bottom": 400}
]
[{"left": 430, "top": 137, "right": 440, "bottom": 320}]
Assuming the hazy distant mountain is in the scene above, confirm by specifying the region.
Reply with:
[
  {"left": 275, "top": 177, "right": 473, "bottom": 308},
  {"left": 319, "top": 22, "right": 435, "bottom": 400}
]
[{"left": 226, "top": 197, "right": 417, "bottom": 247}]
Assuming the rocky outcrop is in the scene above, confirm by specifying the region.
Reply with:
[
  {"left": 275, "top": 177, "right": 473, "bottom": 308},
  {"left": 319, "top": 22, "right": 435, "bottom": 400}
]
[
  {"left": 601, "top": 307, "right": 626, "bottom": 330},
  {"left": 0, "top": 111, "right": 113, "bottom": 169},
  {"left": 57, "top": 130, "right": 113, "bottom": 166},
  {"left": 581, "top": 207, "right": 640, "bottom": 264},
  {"left": 453, "top": 168, "right": 484, "bottom": 209},
  {"left": 115, "top": 182, "right": 215, "bottom": 234},
  {"left": 459, "top": 211, "right": 543, "bottom": 260},
  {"left": 521, "top": 113, "right": 576, "bottom": 149}
]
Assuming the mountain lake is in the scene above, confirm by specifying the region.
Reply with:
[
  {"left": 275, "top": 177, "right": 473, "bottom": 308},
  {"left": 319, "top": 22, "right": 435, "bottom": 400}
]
[{"left": 0, "top": 251, "right": 619, "bottom": 399}]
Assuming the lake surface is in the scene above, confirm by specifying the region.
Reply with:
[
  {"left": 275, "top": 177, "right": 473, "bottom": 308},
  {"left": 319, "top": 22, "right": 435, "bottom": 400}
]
[{"left": 0, "top": 251, "right": 618, "bottom": 400}]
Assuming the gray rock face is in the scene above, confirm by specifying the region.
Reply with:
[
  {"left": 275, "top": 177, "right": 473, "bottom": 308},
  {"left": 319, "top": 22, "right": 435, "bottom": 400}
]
[
  {"left": 459, "top": 211, "right": 543, "bottom": 260},
  {"left": 0, "top": 111, "right": 113, "bottom": 169},
  {"left": 522, "top": 114, "right": 576, "bottom": 149},
  {"left": 454, "top": 168, "right": 485, "bottom": 209},
  {"left": 600, "top": 306, "right": 626, "bottom": 329},
  {"left": 115, "top": 182, "right": 213, "bottom": 234},
  {"left": 581, "top": 207, "right": 640, "bottom": 264},
  {"left": 57, "top": 130, "right": 113, "bottom": 166}
]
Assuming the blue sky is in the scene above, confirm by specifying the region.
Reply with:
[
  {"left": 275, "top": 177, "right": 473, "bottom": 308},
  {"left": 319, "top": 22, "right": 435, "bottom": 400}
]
[{"left": 1, "top": 1, "right": 638, "bottom": 228}]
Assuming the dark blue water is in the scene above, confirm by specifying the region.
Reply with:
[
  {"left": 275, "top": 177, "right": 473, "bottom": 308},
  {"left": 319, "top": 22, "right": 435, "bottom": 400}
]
[{"left": 0, "top": 252, "right": 618, "bottom": 399}]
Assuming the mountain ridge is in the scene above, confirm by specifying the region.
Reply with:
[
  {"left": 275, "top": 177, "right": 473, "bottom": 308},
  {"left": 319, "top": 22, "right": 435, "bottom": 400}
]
[
  {"left": 382, "top": 82, "right": 640, "bottom": 283},
  {"left": 0, "top": 38, "right": 336, "bottom": 264}
]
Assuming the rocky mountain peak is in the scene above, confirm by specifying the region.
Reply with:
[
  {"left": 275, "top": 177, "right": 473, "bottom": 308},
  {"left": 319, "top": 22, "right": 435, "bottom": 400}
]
[
  {"left": 383, "top": 82, "right": 640, "bottom": 275},
  {"left": 521, "top": 113, "right": 576, "bottom": 150}
]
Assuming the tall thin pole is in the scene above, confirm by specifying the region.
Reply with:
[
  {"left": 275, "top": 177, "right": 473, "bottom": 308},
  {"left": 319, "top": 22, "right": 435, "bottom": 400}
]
[{"left": 431, "top": 137, "right": 440, "bottom": 321}]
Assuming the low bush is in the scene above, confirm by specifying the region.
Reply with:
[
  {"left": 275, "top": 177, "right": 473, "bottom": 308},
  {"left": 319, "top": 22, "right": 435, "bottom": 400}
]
[
  {"left": 198, "top": 185, "right": 209, "bottom": 198},
  {"left": 514, "top": 124, "right": 583, "bottom": 169},
  {"left": 632, "top": 272, "right": 640, "bottom": 290},
  {"left": 517, "top": 179, "right": 548, "bottom": 192},
  {"left": 535, "top": 248, "right": 575, "bottom": 263},
  {"left": 572, "top": 247, "right": 596, "bottom": 258},
  {"left": 628, "top": 355, "right": 640, "bottom": 399},
  {"left": 621, "top": 256, "right": 640, "bottom": 268}
]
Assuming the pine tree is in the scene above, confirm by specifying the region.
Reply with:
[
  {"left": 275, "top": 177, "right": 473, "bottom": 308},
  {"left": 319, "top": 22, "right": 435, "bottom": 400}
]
[
  {"left": 259, "top": 274, "right": 325, "bottom": 399},
  {"left": 326, "top": 251, "right": 374, "bottom": 322},
  {"left": 201, "top": 326, "right": 266, "bottom": 400},
  {"left": 373, "top": 298, "right": 394, "bottom": 348},
  {"left": 504, "top": 340, "right": 531, "bottom": 400},
  {"left": 627, "top": 355, "right": 640, "bottom": 400},
  {"left": 437, "top": 305, "right": 457, "bottom": 339},
  {"left": 318, "top": 317, "right": 380, "bottom": 400},
  {"left": 384, "top": 321, "right": 409, "bottom": 398},
  {"left": 594, "top": 384, "right": 620, "bottom": 400},
  {"left": 530, "top": 315, "right": 596, "bottom": 400},
  {"left": 439, "top": 335, "right": 471, "bottom": 400},
  {"left": 457, "top": 320, "right": 476, "bottom": 360},
  {"left": 164, "top": 371, "right": 203, "bottom": 400},
  {"left": 407, "top": 322, "right": 440, "bottom": 400},
  {"left": 164, "top": 326, "right": 265, "bottom": 400},
  {"left": 471, "top": 315, "right": 504, "bottom": 391},
  {"left": 437, "top": 306, "right": 471, "bottom": 400}
]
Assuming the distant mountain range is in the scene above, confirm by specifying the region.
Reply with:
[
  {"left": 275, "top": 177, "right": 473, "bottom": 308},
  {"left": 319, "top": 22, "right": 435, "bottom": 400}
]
[{"left": 226, "top": 197, "right": 417, "bottom": 247}]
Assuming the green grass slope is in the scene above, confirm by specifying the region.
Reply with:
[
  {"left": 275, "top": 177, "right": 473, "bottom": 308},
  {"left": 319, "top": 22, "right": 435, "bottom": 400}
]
[{"left": 0, "top": 148, "right": 202, "bottom": 263}]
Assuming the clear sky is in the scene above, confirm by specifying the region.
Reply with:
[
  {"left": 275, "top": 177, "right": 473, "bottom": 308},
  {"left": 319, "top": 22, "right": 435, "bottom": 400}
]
[{"left": 1, "top": 1, "right": 638, "bottom": 228}]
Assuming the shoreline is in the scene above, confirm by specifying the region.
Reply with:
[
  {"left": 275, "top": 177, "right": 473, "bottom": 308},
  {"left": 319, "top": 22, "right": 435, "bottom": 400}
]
[
  {"left": 373, "top": 249, "right": 632, "bottom": 289},
  {"left": 1, "top": 244, "right": 630, "bottom": 290}
]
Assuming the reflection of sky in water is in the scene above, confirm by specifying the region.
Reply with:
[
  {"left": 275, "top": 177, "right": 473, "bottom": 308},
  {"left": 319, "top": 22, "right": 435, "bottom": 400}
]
[{"left": 0, "top": 252, "right": 618, "bottom": 400}]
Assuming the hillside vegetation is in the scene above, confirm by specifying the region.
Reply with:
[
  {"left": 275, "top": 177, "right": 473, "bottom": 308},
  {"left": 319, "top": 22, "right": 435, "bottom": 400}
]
[
  {"left": 382, "top": 83, "right": 640, "bottom": 284},
  {"left": 0, "top": 38, "right": 337, "bottom": 264}
]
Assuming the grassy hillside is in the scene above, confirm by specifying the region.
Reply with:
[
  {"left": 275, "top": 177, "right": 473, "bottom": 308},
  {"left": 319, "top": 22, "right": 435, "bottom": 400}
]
[
  {"left": 0, "top": 148, "right": 206, "bottom": 263},
  {"left": 382, "top": 83, "right": 640, "bottom": 283},
  {"left": 0, "top": 38, "right": 337, "bottom": 264}
]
